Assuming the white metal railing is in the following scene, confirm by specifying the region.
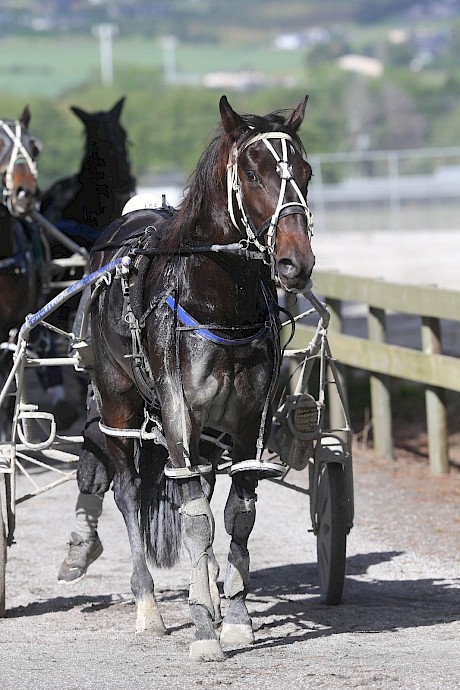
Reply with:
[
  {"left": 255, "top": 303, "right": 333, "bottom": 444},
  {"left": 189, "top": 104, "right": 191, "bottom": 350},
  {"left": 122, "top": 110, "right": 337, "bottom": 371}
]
[{"left": 308, "top": 146, "right": 460, "bottom": 233}]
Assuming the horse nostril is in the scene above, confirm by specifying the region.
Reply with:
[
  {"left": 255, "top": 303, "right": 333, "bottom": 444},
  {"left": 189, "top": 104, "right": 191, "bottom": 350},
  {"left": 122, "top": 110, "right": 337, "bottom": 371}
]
[{"left": 278, "top": 258, "right": 298, "bottom": 278}]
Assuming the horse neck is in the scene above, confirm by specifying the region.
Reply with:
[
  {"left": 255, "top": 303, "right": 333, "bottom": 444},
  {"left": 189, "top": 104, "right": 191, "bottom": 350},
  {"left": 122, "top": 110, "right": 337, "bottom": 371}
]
[
  {"left": 171, "top": 189, "right": 272, "bottom": 327},
  {"left": 178, "top": 251, "right": 270, "bottom": 328},
  {"left": 78, "top": 148, "right": 134, "bottom": 194},
  {"left": 76, "top": 151, "right": 134, "bottom": 225}
]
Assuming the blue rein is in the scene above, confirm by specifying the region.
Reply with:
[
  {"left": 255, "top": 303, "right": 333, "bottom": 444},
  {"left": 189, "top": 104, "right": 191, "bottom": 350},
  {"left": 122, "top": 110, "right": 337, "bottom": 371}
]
[{"left": 165, "top": 295, "right": 268, "bottom": 346}]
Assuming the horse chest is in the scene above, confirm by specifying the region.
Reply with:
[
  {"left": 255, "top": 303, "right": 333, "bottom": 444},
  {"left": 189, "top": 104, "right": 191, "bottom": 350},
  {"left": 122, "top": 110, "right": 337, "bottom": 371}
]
[{"left": 179, "top": 339, "right": 275, "bottom": 422}]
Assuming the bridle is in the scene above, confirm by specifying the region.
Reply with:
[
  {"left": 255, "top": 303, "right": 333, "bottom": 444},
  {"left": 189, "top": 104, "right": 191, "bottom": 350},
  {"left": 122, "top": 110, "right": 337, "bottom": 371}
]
[
  {"left": 0, "top": 119, "right": 39, "bottom": 215},
  {"left": 226, "top": 130, "right": 314, "bottom": 272}
]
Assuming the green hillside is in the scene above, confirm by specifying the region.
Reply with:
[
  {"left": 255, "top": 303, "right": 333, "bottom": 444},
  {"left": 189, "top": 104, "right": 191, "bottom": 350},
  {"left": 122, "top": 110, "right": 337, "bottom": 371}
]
[{"left": 1, "top": 0, "right": 460, "bottom": 186}]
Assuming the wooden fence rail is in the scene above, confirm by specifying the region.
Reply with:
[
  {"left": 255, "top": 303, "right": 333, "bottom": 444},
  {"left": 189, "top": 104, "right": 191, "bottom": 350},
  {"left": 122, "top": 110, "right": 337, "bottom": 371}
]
[{"left": 286, "top": 271, "right": 460, "bottom": 475}]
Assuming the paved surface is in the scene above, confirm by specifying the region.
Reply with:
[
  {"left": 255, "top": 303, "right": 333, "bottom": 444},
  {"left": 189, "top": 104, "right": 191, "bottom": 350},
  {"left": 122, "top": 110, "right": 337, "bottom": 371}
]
[
  {"left": 313, "top": 229, "right": 460, "bottom": 291},
  {"left": 1, "top": 448, "right": 459, "bottom": 690}
]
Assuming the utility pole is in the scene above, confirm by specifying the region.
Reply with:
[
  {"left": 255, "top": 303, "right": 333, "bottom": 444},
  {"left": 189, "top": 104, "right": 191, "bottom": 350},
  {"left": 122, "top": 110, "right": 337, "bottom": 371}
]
[
  {"left": 162, "top": 35, "right": 177, "bottom": 85},
  {"left": 93, "top": 23, "right": 118, "bottom": 86}
]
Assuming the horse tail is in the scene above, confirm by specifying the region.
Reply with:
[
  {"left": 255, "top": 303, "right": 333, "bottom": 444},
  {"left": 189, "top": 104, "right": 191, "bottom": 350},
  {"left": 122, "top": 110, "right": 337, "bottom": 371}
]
[{"left": 138, "top": 442, "right": 182, "bottom": 568}]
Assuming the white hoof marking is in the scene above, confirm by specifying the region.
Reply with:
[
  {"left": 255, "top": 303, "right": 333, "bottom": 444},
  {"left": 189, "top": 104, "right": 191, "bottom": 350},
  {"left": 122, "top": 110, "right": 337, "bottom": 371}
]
[
  {"left": 135, "top": 597, "right": 168, "bottom": 635},
  {"left": 220, "top": 622, "right": 254, "bottom": 646},
  {"left": 189, "top": 639, "right": 225, "bottom": 662}
]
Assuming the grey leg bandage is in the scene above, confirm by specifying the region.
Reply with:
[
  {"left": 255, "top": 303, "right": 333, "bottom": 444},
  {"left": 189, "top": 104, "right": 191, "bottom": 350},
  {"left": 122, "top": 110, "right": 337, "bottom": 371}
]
[
  {"left": 223, "top": 486, "right": 256, "bottom": 599},
  {"left": 181, "top": 496, "right": 216, "bottom": 618},
  {"left": 74, "top": 492, "right": 104, "bottom": 540}
]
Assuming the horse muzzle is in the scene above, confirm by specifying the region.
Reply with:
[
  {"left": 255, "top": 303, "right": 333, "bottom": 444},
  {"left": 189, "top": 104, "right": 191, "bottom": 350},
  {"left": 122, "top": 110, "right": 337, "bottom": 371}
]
[
  {"left": 8, "top": 189, "right": 36, "bottom": 216},
  {"left": 276, "top": 251, "right": 315, "bottom": 293}
]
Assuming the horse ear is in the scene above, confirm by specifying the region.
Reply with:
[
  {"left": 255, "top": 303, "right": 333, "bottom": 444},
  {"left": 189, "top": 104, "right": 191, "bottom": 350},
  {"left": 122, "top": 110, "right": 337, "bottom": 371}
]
[
  {"left": 110, "top": 97, "right": 126, "bottom": 121},
  {"left": 285, "top": 95, "right": 309, "bottom": 132},
  {"left": 70, "top": 105, "right": 90, "bottom": 124},
  {"left": 219, "top": 95, "right": 245, "bottom": 136},
  {"left": 20, "top": 105, "right": 31, "bottom": 129}
]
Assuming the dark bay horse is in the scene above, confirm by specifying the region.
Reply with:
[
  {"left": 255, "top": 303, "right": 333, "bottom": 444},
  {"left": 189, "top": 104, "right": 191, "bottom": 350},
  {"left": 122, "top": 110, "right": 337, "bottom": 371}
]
[
  {"left": 88, "top": 95, "right": 314, "bottom": 661},
  {"left": 40, "top": 97, "right": 136, "bottom": 254},
  {"left": 0, "top": 106, "right": 42, "bottom": 344},
  {"left": 0, "top": 107, "right": 43, "bottom": 435}
]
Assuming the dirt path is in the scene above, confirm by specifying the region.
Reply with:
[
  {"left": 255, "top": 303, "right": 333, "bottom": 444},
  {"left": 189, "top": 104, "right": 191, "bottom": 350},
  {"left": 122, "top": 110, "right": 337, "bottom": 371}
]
[{"left": 1, "top": 447, "right": 459, "bottom": 690}]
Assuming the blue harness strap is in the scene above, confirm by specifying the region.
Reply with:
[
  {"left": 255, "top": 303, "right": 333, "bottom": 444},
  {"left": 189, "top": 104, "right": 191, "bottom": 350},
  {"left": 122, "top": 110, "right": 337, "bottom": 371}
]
[{"left": 165, "top": 295, "right": 268, "bottom": 346}]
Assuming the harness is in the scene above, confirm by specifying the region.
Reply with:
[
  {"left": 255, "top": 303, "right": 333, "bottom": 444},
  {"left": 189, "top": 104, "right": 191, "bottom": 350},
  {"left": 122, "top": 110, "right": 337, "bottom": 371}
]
[
  {"left": 96, "top": 130, "right": 310, "bottom": 478},
  {"left": 226, "top": 130, "right": 314, "bottom": 275},
  {"left": 0, "top": 119, "right": 38, "bottom": 216}
]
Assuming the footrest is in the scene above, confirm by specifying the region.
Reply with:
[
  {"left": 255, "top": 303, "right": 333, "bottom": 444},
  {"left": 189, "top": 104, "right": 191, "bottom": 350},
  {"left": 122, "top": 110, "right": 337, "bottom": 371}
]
[
  {"left": 17, "top": 410, "right": 56, "bottom": 450},
  {"left": 164, "top": 462, "right": 213, "bottom": 479},
  {"left": 269, "top": 393, "right": 319, "bottom": 471},
  {"left": 228, "top": 458, "right": 286, "bottom": 479}
]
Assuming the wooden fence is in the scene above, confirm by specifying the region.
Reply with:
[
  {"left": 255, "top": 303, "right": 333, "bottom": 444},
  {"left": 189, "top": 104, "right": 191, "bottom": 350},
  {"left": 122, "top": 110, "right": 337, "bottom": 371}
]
[{"left": 286, "top": 271, "right": 460, "bottom": 475}]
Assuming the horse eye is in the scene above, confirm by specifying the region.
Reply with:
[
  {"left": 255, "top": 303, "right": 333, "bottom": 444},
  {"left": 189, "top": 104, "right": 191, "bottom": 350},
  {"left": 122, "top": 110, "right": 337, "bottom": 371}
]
[
  {"left": 245, "top": 171, "right": 258, "bottom": 182},
  {"left": 29, "top": 138, "right": 43, "bottom": 160}
]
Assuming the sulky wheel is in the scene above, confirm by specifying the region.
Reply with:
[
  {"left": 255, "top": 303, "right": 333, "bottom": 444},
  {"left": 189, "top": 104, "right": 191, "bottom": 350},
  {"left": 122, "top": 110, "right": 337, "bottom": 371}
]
[
  {"left": 316, "top": 461, "right": 347, "bottom": 605},
  {"left": 0, "top": 483, "right": 6, "bottom": 617}
]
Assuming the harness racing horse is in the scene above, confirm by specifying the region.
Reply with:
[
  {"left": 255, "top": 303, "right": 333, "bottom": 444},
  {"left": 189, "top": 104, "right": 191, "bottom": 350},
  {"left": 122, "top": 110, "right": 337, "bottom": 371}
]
[
  {"left": 88, "top": 95, "right": 314, "bottom": 661},
  {"left": 40, "top": 97, "right": 136, "bottom": 253},
  {"left": 0, "top": 107, "right": 42, "bottom": 343},
  {"left": 0, "top": 108, "right": 43, "bottom": 435}
]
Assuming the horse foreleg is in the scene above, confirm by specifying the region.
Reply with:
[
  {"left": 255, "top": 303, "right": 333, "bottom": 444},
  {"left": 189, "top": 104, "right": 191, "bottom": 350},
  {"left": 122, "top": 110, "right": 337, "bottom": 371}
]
[
  {"left": 179, "top": 477, "right": 225, "bottom": 662},
  {"left": 109, "top": 442, "right": 167, "bottom": 636},
  {"left": 220, "top": 472, "right": 258, "bottom": 647},
  {"left": 200, "top": 472, "right": 222, "bottom": 626}
]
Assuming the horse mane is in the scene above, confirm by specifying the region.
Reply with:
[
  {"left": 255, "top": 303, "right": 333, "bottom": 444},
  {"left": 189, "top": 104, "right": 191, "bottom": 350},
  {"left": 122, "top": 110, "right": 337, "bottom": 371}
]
[{"left": 146, "top": 107, "right": 305, "bottom": 291}]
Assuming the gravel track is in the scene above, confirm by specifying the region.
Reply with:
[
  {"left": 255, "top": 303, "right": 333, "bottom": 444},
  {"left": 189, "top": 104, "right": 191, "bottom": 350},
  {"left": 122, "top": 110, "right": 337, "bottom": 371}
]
[{"left": 1, "top": 447, "right": 459, "bottom": 690}]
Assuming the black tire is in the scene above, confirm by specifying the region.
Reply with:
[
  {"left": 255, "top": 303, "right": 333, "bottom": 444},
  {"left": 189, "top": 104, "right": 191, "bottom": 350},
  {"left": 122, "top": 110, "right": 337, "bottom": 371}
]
[
  {"left": 0, "top": 482, "right": 6, "bottom": 617},
  {"left": 316, "top": 462, "right": 347, "bottom": 605}
]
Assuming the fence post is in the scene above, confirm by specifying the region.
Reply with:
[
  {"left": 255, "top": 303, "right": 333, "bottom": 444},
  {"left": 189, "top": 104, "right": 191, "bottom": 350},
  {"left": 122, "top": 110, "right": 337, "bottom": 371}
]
[
  {"left": 421, "top": 316, "right": 449, "bottom": 475},
  {"left": 368, "top": 306, "right": 394, "bottom": 458},
  {"left": 327, "top": 298, "right": 347, "bottom": 433}
]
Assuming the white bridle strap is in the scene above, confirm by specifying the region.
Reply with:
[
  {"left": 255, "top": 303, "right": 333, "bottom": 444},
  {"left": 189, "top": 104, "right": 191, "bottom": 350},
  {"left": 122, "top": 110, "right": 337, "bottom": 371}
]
[
  {"left": 0, "top": 120, "right": 38, "bottom": 199},
  {"left": 226, "top": 131, "right": 313, "bottom": 255}
]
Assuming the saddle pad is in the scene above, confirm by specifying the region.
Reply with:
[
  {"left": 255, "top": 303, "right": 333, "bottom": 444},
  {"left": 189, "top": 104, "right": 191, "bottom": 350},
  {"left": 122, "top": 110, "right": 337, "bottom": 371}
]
[{"left": 100, "top": 208, "right": 174, "bottom": 337}]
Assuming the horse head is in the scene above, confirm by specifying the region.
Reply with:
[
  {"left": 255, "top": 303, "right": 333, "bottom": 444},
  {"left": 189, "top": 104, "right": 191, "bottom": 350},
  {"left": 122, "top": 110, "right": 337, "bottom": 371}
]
[
  {"left": 71, "top": 98, "right": 134, "bottom": 186},
  {"left": 220, "top": 95, "right": 315, "bottom": 293},
  {"left": 0, "top": 106, "right": 42, "bottom": 217}
]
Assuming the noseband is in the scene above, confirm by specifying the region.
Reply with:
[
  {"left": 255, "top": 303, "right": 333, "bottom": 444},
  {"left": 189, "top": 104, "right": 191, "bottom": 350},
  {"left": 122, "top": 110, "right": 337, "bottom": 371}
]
[
  {"left": 0, "top": 120, "right": 38, "bottom": 214},
  {"left": 226, "top": 131, "right": 314, "bottom": 266}
]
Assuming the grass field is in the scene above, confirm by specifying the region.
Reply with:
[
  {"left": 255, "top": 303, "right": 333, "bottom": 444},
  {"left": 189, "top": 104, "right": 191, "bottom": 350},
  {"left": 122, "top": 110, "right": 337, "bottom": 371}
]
[{"left": 0, "top": 35, "right": 307, "bottom": 98}]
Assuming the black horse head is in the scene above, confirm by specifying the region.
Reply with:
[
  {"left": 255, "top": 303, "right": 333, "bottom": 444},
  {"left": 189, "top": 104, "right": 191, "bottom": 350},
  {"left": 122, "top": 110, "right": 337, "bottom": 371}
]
[{"left": 40, "top": 97, "right": 136, "bottom": 241}]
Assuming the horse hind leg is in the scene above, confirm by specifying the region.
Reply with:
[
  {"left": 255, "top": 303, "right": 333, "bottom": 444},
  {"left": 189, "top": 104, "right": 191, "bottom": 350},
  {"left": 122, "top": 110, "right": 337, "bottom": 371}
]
[
  {"left": 179, "top": 477, "right": 225, "bottom": 662},
  {"left": 109, "top": 440, "right": 167, "bottom": 636},
  {"left": 220, "top": 473, "right": 258, "bottom": 647}
]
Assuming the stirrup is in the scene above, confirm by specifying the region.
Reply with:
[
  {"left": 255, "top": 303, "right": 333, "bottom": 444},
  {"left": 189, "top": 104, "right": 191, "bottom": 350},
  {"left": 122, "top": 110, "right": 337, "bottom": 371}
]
[
  {"left": 164, "top": 461, "right": 213, "bottom": 479},
  {"left": 228, "top": 458, "right": 286, "bottom": 479}
]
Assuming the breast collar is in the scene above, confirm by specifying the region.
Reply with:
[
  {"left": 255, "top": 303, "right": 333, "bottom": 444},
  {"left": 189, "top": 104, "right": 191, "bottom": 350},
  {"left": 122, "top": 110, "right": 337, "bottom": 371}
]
[{"left": 165, "top": 294, "right": 270, "bottom": 345}]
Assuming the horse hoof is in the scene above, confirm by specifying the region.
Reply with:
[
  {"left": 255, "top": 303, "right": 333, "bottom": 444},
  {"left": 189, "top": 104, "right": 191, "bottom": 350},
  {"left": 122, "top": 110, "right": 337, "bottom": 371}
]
[
  {"left": 189, "top": 639, "right": 226, "bottom": 662},
  {"left": 135, "top": 623, "right": 169, "bottom": 636},
  {"left": 220, "top": 622, "right": 254, "bottom": 646},
  {"left": 135, "top": 599, "right": 168, "bottom": 636}
]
